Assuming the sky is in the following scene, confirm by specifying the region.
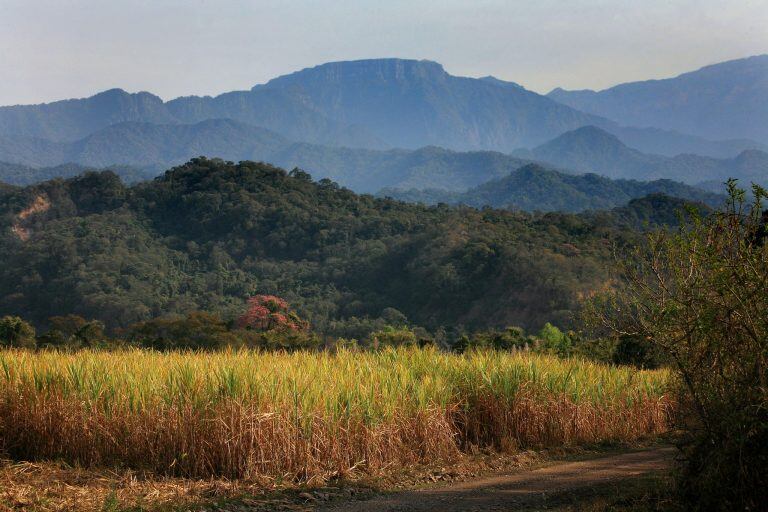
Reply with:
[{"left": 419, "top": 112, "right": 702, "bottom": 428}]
[{"left": 1, "top": 0, "right": 767, "bottom": 105}]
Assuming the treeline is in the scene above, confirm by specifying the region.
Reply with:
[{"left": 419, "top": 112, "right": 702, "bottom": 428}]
[
  {"left": 0, "top": 304, "right": 661, "bottom": 368},
  {"left": 0, "top": 158, "right": 703, "bottom": 339}
]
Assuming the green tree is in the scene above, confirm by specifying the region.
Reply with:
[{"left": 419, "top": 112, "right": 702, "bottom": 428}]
[
  {"left": 369, "top": 325, "right": 418, "bottom": 348},
  {"left": 40, "top": 315, "right": 106, "bottom": 349},
  {"left": 591, "top": 180, "right": 768, "bottom": 510},
  {"left": 0, "top": 316, "right": 36, "bottom": 348},
  {"left": 537, "top": 322, "right": 572, "bottom": 355}
]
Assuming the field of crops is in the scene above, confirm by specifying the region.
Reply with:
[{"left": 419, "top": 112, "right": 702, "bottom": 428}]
[{"left": 0, "top": 348, "right": 671, "bottom": 484}]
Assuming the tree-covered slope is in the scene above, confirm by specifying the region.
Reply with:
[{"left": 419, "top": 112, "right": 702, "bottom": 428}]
[
  {"left": 382, "top": 163, "right": 724, "bottom": 212},
  {"left": 0, "top": 158, "right": 663, "bottom": 333}
]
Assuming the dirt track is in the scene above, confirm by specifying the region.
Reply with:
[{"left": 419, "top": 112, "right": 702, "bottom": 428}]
[{"left": 318, "top": 447, "right": 675, "bottom": 512}]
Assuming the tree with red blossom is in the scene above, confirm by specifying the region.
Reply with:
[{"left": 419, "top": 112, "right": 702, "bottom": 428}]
[{"left": 236, "top": 295, "right": 307, "bottom": 332}]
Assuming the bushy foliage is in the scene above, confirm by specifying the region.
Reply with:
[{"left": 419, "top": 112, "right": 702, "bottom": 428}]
[
  {"left": 39, "top": 314, "right": 106, "bottom": 349},
  {"left": 236, "top": 295, "right": 308, "bottom": 332},
  {"left": 0, "top": 158, "right": 679, "bottom": 336},
  {"left": 368, "top": 325, "right": 420, "bottom": 348},
  {"left": 590, "top": 180, "right": 768, "bottom": 510},
  {"left": 128, "top": 312, "right": 240, "bottom": 350},
  {"left": 0, "top": 316, "right": 36, "bottom": 348},
  {"left": 122, "top": 294, "right": 322, "bottom": 351},
  {"left": 452, "top": 324, "right": 576, "bottom": 357}
]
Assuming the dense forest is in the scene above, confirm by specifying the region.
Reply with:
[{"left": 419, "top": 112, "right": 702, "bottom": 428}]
[
  {"left": 0, "top": 158, "right": 707, "bottom": 339},
  {"left": 382, "top": 163, "right": 723, "bottom": 212}
]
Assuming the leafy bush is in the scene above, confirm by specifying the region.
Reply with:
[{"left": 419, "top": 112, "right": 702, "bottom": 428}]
[
  {"left": 0, "top": 316, "right": 36, "bottom": 348},
  {"left": 591, "top": 181, "right": 768, "bottom": 510},
  {"left": 369, "top": 325, "right": 419, "bottom": 348},
  {"left": 128, "top": 312, "right": 236, "bottom": 350},
  {"left": 537, "top": 322, "right": 572, "bottom": 356},
  {"left": 464, "top": 326, "right": 530, "bottom": 351},
  {"left": 39, "top": 315, "right": 106, "bottom": 349}
]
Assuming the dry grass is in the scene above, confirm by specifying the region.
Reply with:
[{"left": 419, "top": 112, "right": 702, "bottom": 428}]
[
  {"left": 0, "top": 458, "right": 241, "bottom": 512},
  {"left": 0, "top": 347, "right": 671, "bottom": 489}
]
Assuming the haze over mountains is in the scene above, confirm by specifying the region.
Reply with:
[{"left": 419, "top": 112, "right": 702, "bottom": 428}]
[
  {"left": 383, "top": 163, "right": 725, "bottom": 212},
  {"left": 519, "top": 126, "right": 768, "bottom": 185},
  {"left": 0, "top": 55, "right": 766, "bottom": 201},
  {"left": 548, "top": 55, "right": 768, "bottom": 145}
]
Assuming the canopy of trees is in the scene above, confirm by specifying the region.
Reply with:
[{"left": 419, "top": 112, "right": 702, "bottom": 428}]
[{"left": 0, "top": 158, "right": 700, "bottom": 336}]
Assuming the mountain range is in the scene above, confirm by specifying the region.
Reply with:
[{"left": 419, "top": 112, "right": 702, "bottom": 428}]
[
  {"left": 0, "top": 119, "right": 534, "bottom": 192},
  {"left": 518, "top": 125, "right": 768, "bottom": 185},
  {"left": 3, "top": 120, "right": 765, "bottom": 196},
  {"left": 0, "top": 56, "right": 765, "bottom": 198},
  {"left": 1, "top": 58, "right": 765, "bottom": 156},
  {"left": 548, "top": 55, "right": 768, "bottom": 145}
]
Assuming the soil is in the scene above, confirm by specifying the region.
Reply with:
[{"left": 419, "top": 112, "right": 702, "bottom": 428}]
[{"left": 316, "top": 447, "right": 675, "bottom": 512}]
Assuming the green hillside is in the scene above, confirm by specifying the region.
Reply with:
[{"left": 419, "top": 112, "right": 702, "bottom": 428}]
[
  {"left": 0, "top": 158, "right": 694, "bottom": 335},
  {"left": 382, "top": 163, "right": 724, "bottom": 212}
]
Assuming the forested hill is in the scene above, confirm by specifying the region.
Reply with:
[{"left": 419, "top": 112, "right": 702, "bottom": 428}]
[
  {"left": 0, "top": 158, "right": 701, "bottom": 335},
  {"left": 382, "top": 163, "right": 725, "bottom": 212}
]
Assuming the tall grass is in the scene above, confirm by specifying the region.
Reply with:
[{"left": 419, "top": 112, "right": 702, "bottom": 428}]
[{"left": 0, "top": 347, "right": 671, "bottom": 482}]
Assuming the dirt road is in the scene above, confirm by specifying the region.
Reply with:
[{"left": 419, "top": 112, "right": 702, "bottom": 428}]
[{"left": 318, "top": 447, "right": 675, "bottom": 512}]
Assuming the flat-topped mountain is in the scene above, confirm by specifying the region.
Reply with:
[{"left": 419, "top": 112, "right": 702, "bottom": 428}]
[
  {"left": 253, "top": 58, "right": 600, "bottom": 151},
  {"left": 0, "top": 58, "right": 759, "bottom": 161}
]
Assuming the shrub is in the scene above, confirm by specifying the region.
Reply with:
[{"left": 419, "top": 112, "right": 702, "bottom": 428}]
[
  {"left": 39, "top": 315, "right": 106, "bottom": 349},
  {"left": 0, "top": 316, "right": 36, "bottom": 348},
  {"left": 591, "top": 181, "right": 768, "bottom": 510},
  {"left": 129, "top": 312, "right": 234, "bottom": 350},
  {"left": 369, "top": 325, "right": 418, "bottom": 348},
  {"left": 537, "top": 323, "right": 572, "bottom": 356},
  {"left": 467, "top": 326, "right": 530, "bottom": 351}
]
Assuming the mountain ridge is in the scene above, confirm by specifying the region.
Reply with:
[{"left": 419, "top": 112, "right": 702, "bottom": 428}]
[
  {"left": 2, "top": 121, "right": 764, "bottom": 195},
  {"left": 548, "top": 54, "right": 768, "bottom": 144},
  {"left": 382, "top": 163, "right": 725, "bottom": 212},
  {"left": 0, "top": 57, "right": 760, "bottom": 159},
  {"left": 522, "top": 126, "right": 768, "bottom": 185}
]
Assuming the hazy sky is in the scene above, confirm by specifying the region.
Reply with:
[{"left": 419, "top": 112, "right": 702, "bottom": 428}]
[{"left": 1, "top": 0, "right": 767, "bottom": 105}]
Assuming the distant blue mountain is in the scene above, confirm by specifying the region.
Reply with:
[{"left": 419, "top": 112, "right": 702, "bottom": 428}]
[
  {"left": 521, "top": 125, "right": 768, "bottom": 185},
  {"left": 381, "top": 163, "right": 725, "bottom": 213},
  {"left": 0, "top": 58, "right": 759, "bottom": 160},
  {"left": 0, "top": 119, "right": 533, "bottom": 192},
  {"left": 548, "top": 55, "right": 768, "bottom": 145},
  {"left": 1, "top": 121, "right": 764, "bottom": 194}
]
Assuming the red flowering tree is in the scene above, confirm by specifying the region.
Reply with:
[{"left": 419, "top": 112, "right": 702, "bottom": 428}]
[{"left": 236, "top": 295, "right": 307, "bottom": 332}]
